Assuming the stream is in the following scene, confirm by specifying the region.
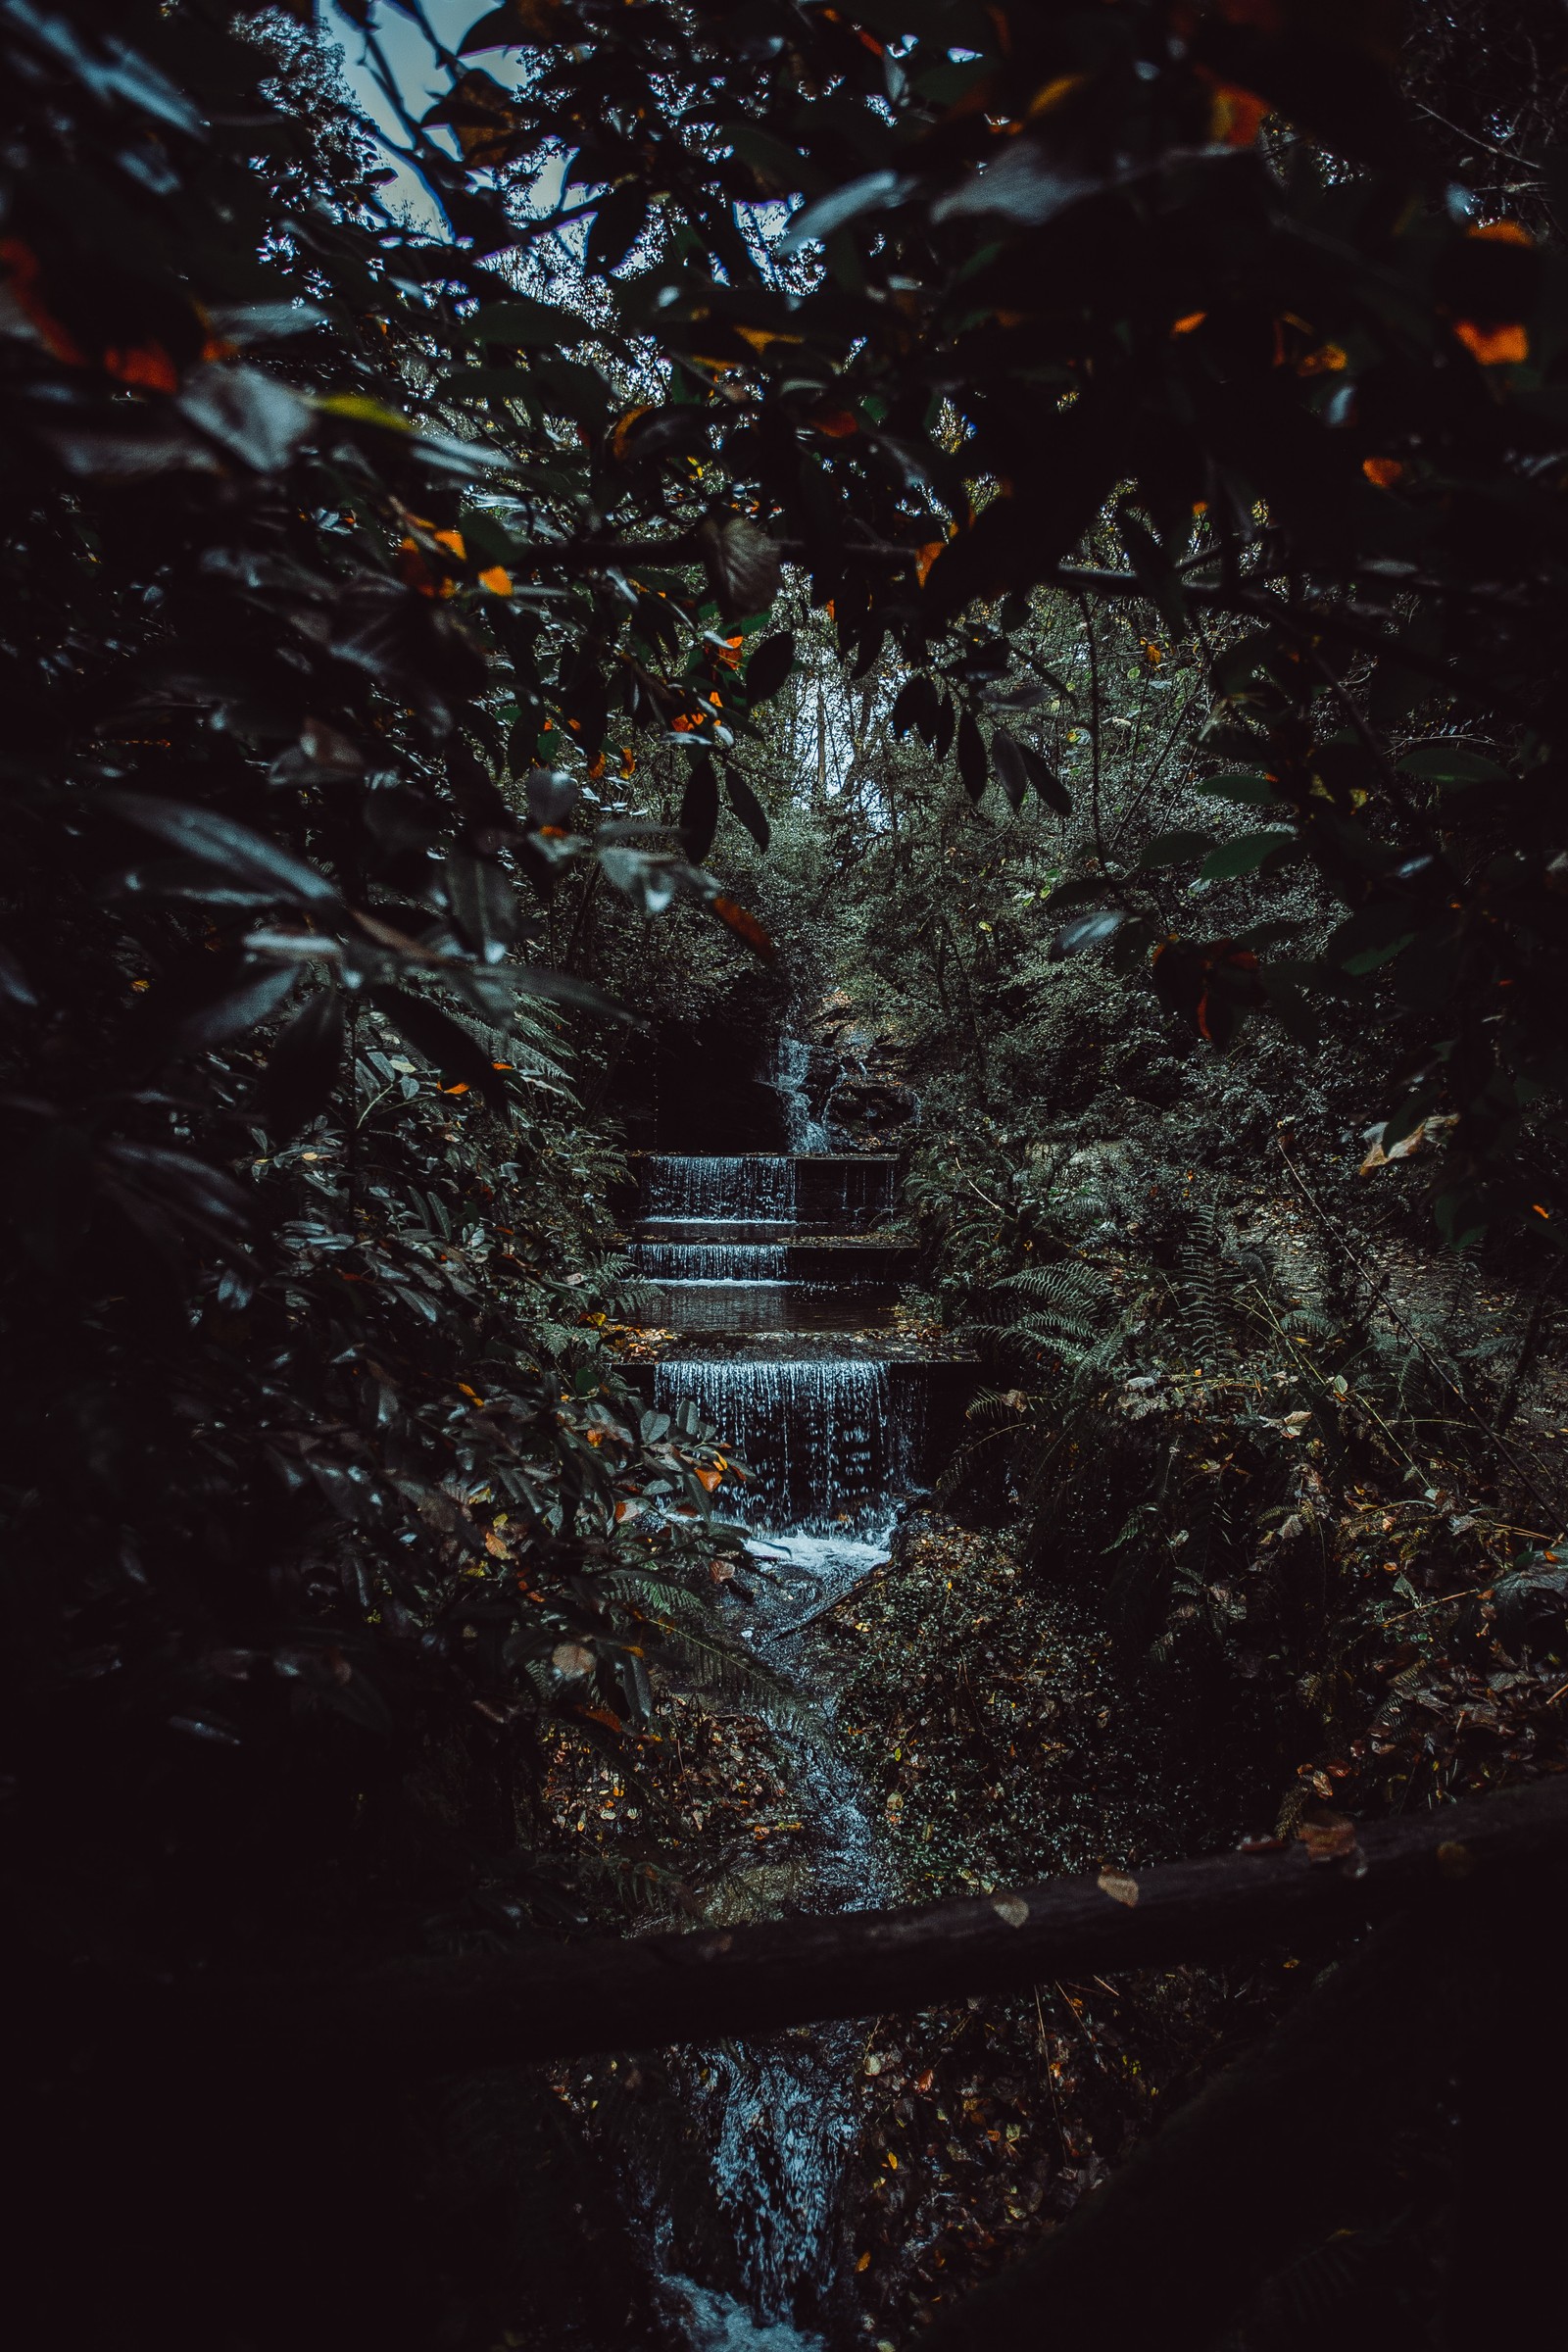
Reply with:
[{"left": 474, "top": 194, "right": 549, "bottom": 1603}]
[{"left": 631, "top": 1058, "right": 917, "bottom": 2348}]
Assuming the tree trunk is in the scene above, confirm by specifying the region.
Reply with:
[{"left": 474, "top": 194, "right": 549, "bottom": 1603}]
[{"left": 193, "top": 1776, "right": 1568, "bottom": 2076}]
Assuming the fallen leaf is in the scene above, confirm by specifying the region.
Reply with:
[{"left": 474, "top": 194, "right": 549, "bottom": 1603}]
[{"left": 1298, "top": 1815, "right": 1358, "bottom": 1864}]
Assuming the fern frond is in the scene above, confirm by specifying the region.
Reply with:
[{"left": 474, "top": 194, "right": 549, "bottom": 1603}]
[{"left": 657, "top": 1627, "right": 817, "bottom": 1734}]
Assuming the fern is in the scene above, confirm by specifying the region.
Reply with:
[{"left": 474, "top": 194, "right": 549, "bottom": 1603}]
[{"left": 657, "top": 1625, "right": 818, "bottom": 1735}]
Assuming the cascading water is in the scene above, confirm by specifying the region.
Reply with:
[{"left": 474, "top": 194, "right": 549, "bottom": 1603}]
[
  {"left": 634, "top": 1128, "right": 913, "bottom": 2348},
  {"left": 655, "top": 1358, "right": 899, "bottom": 1532},
  {"left": 773, "top": 1036, "right": 830, "bottom": 1154},
  {"left": 634, "top": 1242, "right": 788, "bottom": 1282},
  {"left": 645, "top": 1155, "right": 796, "bottom": 1222}
]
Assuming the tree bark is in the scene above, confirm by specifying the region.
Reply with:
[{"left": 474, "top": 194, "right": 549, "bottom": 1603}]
[{"left": 218, "top": 1775, "right": 1568, "bottom": 2075}]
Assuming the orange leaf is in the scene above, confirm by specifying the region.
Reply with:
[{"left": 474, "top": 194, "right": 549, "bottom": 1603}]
[
  {"left": 105, "top": 340, "right": 179, "bottom": 392},
  {"left": 1298, "top": 1815, "right": 1359, "bottom": 1864},
  {"left": 734, "top": 323, "right": 803, "bottom": 355},
  {"left": 0, "top": 235, "right": 86, "bottom": 365},
  {"left": 1297, "top": 341, "right": 1348, "bottom": 376},
  {"left": 913, "top": 541, "right": 945, "bottom": 586},
  {"left": 1453, "top": 318, "right": 1528, "bottom": 366},
  {"left": 610, "top": 403, "right": 654, "bottom": 458},
  {"left": 711, "top": 896, "right": 776, "bottom": 961},
  {"left": 1470, "top": 220, "right": 1533, "bottom": 248},
  {"left": 477, "top": 564, "right": 513, "bottom": 596},
  {"left": 1027, "top": 72, "right": 1088, "bottom": 117},
  {"left": 1362, "top": 456, "right": 1403, "bottom": 487},
  {"left": 695, "top": 1465, "right": 723, "bottom": 1493},
  {"left": 813, "top": 408, "right": 859, "bottom": 438},
  {"left": 1206, "top": 80, "right": 1268, "bottom": 146},
  {"left": 1170, "top": 311, "right": 1206, "bottom": 336}
]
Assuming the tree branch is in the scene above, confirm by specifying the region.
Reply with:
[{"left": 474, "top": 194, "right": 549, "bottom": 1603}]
[{"left": 220, "top": 1775, "right": 1567, "bottom": 2074}]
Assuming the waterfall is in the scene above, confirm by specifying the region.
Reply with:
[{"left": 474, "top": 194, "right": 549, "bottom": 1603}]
[
  {"left": 631, "top": 1106, "right": 923, "bottom": 2344},
  {"left": 654, "top": 1357, "right": 900, "bottom": 1531},
  {"left": 644, "top": 1155, "right": 795, "bottom": 1221},
  {"left": 772, "top": 1036, "right": 830, "bottom": 1154},
  {"left": 633, "top": 1242, "right": 788, "bottom": 1282}
]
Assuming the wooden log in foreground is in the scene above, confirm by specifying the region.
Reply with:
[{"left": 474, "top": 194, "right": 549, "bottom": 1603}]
[{"left": 243, "top": 1775, "right": 1568, "bottom": 2074}]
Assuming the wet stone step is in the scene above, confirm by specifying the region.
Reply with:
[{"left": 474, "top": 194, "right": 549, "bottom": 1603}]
[{"left": 636, "top": 1284, "right": 900, "bottom": 1335}]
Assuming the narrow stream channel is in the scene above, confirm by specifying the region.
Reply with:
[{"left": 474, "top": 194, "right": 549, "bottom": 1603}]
[{"left": 634, "top": 1102, "right": 916, "bottom": 2348}]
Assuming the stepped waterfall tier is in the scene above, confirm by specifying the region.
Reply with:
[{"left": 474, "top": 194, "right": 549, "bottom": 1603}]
[
  {"left": 655, "top": 1357, "right": 900, "bottom": 1531},
  {"left": 642, "top": 1154, "right": 897, "bottom": 1227},
  {"left": 644, "top": 1155, "right": 796, "bottom": 1221},
  {"left": 634, "top": 1242, "right": 788, "bottom": 1282}
]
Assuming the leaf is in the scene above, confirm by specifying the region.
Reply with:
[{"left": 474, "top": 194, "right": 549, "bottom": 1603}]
[
  {"left": 106, "top": 794, "right": 340, "bottom": 907},
  {"left": 1051, "top": 908, "right": 1127, "bottom": 957},
  {"left": 776, "top": 171, "right": 912, "bottom": 255},
  {"left": 745, "top": 631, "right": 796, "bottom": 705},
  {"left": 175, "top": 963, "right": 299, "bottom": 1050},
  {"left": 0, "top": 943, "right": 38, "bottom": 1007},
  {"left": 425, "top": 68, "right": 523, "bottom": 169},
  {"left": 933, "top": 696, "right": 956, "bottom": 760},
  {"left": 263, "top": 988, "right": 345, "bottom": 1140},
  {"left": 891, "top": 674, "right": 939, "bottom": 743},
  {"left": 710, "top": 896, "right": 776, "bottom": 962},
  {"left": 586, "top": 183, "right": 650, "bottom": 274},
  {"left": 1017, "top": 741, "right": 1070, "bottom": 814},
  {"left": 990, "top": 732, "right": 1033, "bottom": 813},
  {"left": 526, "top": 767, "right": 577, "bottom": 831},
  {"left": 369, "top": 988, "right": 506, "bottom": 1101},
  {"left": 104, "top": 1140, "right": 252, "bottom": 1230},
  {"left": 1199, "top": 831, "right": 1298, "bottom": 882},
  {"left": 1136, "top": 828, "right": 1216, "bottom": 870},
  {"left": 956, "top": 710, "right": 988, "bottom": 803},
  {"left": 1298, "top": 1816, "right": 1359, "bottom": 1865},
  {"left": 724, "top": 764, "right": 771, "bottom": 850},
  {"left": 697, "top": 514, "right": 781, "bottom": 621},
  {"left": 679, "top": 753, "right": 719, "bottom": 861},
  {"left": 443, "top": 852, "right": 519, "bottom": 963},
  {"left": 175, "top": 365, "right": 311, "bottom": 472},
  {"left": 461, "top": 2, "right": 571, "bottom": 54},
  {"left": 511, "top": 967, "right": 641, "bottom": 1024},
  {"left": 458, "top": 296, "right": 587, "bottom": 346},
  {"left": 934, "top": 137, "right": 1102, "bottom": 228},
  {"left": 204, "top": 301, "right": 329, "bottom": 345},
  {"left": 1196, "top": 772, "right": 1283, "bottom": 808},
  {"left": 599, "top": 846, "right": 681, "bottom": 915},
  {"left": 1396, "top": 745, "right": 1511, "bottom": 784}
]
